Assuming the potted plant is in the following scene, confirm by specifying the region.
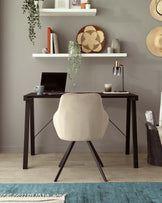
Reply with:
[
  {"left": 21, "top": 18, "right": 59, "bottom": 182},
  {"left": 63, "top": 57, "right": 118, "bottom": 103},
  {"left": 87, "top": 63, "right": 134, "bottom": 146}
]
[
  {"left": 22, "top": 0, "right": 44, "bottom": 45},
  {"left": 68, "top": 41, "right": 81, "bottom": 86},
  {"left": 86, "top": 0, "right": 91, "bottom": 9}
]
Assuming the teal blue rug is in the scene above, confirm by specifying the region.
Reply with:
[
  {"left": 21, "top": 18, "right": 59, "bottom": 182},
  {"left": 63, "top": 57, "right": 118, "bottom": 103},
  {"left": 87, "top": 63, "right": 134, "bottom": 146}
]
[{"left": 0, "top": 182, "right": 162, "bottom": 203}]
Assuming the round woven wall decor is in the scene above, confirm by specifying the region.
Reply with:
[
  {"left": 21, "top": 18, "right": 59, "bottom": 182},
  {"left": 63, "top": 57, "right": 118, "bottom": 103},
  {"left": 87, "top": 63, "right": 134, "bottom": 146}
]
[
  {"left": 146, "top": 26, "right": 162, "bottom": 57},
  {"left": 150, "top": 0, "right": 162, "bottom": 21},
  {"left": 76, "top": 25, "right": 106, "bottom": 53}
]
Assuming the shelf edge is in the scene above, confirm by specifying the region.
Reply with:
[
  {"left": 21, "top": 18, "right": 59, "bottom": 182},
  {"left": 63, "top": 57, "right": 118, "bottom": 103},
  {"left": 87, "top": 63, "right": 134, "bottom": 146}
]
[
  {"left": 32, "top": 53, "right": 128, "bottom": 58},
  {"left": 40, "top": 8, "right": 97, "bottom": 16}
]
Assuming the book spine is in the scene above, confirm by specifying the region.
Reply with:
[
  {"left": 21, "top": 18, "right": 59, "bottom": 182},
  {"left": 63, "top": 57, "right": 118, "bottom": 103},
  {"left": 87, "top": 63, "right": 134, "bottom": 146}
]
[
  {"left": 50, "top": 33, "right": 53, "bottom": 54},
  {"left": 47, "top": 27, "right": 52, "bottom": 54},
  {"left": 54, "top": 33, "right": 59, "bottom": 54}
]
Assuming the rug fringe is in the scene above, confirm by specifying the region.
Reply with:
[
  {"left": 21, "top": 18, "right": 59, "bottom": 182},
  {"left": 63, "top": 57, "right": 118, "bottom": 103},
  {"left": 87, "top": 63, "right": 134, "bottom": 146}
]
[
  {"left": 0, "top": 194, "right": 66, "bottom": 198},
  {"left": 0, "top": 194, "right": 66, "bottom": 202}
]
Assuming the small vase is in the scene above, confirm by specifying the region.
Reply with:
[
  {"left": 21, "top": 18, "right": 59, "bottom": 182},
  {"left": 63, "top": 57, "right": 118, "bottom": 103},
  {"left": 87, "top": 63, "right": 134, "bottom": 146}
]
[
  {"left": 86, "top": 4, "right": 91, "bottom": 9},
  {"left": 111, "top": 39, "right": 120, "bottom": 53},
  {"left": 81, "top": 3, "right": 86, "bottom": 9}
]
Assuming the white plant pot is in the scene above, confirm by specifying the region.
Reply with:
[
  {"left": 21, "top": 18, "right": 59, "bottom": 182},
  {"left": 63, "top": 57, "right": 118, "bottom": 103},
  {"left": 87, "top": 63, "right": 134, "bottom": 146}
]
[
  {"left": 34, "top": 0, "right": 44, "bottom": 9},
  {"left": 34, "top": 0, "right": 38, "bottom": 7},
  {"left": 39, "top": 1, "right": 44, "bottom": 9},
  {"left": 86, "top": 4, "right": 91, "bottom": 9}
]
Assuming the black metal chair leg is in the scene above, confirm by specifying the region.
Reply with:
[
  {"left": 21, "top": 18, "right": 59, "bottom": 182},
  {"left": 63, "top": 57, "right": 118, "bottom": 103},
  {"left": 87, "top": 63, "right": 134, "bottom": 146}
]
[
  {"left": 87, "top": 141, "right": 108, "bottom": 182},
  {"left": 54, "top": 141, "right": 75, "bottom": 182},
  {"left": 88, "top": 141, "right": 104, "bottom": 167},
  {"left": 59, "top": 142, "right": 75, "bottom": 167}
]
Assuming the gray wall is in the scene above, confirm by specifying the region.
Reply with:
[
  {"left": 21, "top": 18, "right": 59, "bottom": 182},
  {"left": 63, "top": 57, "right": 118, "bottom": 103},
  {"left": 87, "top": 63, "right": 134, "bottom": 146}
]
[{"left": 0, "top": 0, "right": 161, "bottom": 153}]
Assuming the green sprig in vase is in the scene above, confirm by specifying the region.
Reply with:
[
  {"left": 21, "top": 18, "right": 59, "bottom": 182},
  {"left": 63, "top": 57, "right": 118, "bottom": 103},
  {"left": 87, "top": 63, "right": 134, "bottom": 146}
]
[{"left": 68, "top": 41, "right": 81, "bottom": 86}]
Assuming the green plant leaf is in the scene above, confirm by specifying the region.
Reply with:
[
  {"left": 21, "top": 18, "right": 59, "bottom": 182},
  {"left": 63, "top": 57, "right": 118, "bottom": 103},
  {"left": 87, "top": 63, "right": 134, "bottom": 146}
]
[{"left": 22, "top": 0, "right": 42, "bottom": 45}]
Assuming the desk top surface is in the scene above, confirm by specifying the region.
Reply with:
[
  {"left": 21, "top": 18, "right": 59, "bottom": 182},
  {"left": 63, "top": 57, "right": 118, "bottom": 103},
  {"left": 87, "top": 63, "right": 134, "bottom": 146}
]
[{"left": 24, "top": 92, "right": 139, "bottom": 100}]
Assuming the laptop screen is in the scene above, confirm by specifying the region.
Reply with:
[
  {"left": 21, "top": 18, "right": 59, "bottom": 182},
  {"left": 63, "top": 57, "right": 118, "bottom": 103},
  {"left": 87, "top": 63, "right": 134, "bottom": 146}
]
[{"left": 40, "top": 72, "right": 67, "bottom": 92}]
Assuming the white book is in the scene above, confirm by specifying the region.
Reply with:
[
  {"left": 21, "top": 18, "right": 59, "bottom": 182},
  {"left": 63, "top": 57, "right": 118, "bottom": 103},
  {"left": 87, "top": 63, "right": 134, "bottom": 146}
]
[
  {"left": 50, "top": 33, "right": 54, "bottom": 54},
  {"left": 54, "top": 33, "right": 59, "bottom": 54}
]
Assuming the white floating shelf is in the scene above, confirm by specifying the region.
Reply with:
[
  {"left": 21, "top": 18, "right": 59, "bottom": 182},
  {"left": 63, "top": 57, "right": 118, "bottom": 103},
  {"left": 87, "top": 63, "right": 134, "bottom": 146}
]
[
  {"left": 40, "top": 8, "right": 97, "bottom": 16},
  {"left": 32, "top": 53, "right": 127, "bottom": 58}
]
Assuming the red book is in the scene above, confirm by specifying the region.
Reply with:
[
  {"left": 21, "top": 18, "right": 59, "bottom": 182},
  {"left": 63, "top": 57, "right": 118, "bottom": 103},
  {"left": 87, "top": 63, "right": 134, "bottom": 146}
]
[{"left": 47, "top": 27, "right": 52, "bottom": 54}]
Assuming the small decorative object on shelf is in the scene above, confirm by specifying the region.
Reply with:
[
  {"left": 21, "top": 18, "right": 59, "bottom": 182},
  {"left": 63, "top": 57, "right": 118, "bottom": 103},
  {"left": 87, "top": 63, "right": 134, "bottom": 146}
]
[
  {"left": 81, "top": 3, "right": 86, "bottom": 9},
  {"left": 55, "top": 0, "right": 69, "bottom": 9},
  {"left": 71, "top": 0, "right": 81, "bottom": 9},
  {"left": 86, "top": 0, "right": 91, "bottom": 9},
  {"left": 22, "top": 0, "right": 44, "bottom": 45},
  {"left": 68, "top": 41, "right": 81, "bottom": 85},
  {"left": 111, "top": 39, "right": 120, "bottom": 53},
  {"left": 107, "top": 47, "right": 113, "bottom": 53},
  {"left": 42, "top": 48, "right": 48, "bottom": 53},
  {"left": 76, "top": 25, "right": 105, "bottom": 53}
]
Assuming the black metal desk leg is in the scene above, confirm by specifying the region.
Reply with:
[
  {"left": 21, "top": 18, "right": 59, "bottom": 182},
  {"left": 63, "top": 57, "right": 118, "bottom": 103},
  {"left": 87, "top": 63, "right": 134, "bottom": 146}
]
[
  {"left": 132, "top": 99, "right": 138, "bottom": 168},
  {"left": 23, "top": 100, "right": 30, "bottom": 169},
  {"left": 30, "top": 99, "right": 35, "bottom": 155},
  {"left": 125, "top": 98, "right": 131, "bottom": 155}
]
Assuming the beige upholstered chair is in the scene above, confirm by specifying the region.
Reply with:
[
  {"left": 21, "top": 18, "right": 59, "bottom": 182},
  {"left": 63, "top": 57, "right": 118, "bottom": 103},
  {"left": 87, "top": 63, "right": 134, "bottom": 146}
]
[{"left": 53, "top": 93, "right": 109, "bottom": 182}]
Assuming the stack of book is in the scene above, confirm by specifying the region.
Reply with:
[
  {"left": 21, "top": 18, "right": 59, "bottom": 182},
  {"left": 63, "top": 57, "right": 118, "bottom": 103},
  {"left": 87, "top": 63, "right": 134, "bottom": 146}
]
[{"left": 47, "top": 27, "right": 59, "bottom": 54}]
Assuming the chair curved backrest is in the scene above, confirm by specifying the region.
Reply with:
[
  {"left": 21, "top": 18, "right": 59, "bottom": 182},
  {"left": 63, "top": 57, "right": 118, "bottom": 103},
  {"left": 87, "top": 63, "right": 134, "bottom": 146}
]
[{"left": 53, "top": 93, "right": 109, "bottom": 141}]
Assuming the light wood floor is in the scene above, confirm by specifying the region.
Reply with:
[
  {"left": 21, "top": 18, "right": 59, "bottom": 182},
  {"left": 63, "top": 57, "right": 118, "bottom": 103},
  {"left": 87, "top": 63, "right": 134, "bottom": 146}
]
[{"left": 0, "top": 153, "right": 162, "bottom": 183}]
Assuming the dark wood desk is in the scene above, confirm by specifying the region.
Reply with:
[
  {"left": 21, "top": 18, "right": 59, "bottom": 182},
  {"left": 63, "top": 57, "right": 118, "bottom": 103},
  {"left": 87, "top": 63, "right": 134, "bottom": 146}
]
[{"left": 23, "top": 92, "right": 139, "bottom": 169}]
